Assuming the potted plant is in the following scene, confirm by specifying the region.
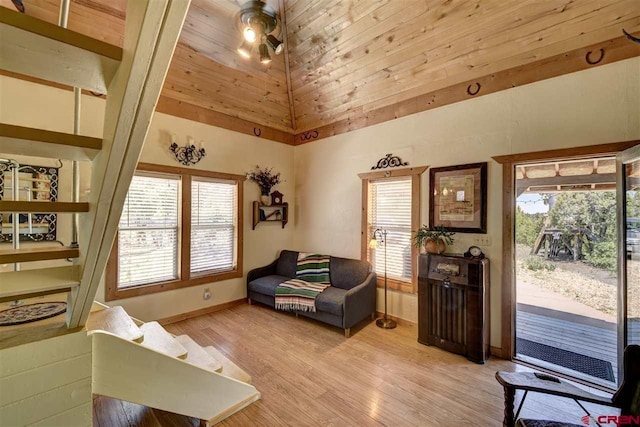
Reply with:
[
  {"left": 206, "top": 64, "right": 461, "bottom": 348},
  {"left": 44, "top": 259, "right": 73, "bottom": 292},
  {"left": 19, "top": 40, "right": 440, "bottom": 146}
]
[
  {"left": 246, "top": 165, "right": 282, "bottom": 205},
  {"left": 413, "top": 225, "right": 455, "bottom": 254}
]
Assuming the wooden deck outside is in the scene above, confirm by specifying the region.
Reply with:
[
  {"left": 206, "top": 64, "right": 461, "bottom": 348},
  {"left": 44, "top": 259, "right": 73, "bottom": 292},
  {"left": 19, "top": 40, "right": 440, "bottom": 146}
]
[{"left": 516, "top": 303, "right": 640, "bottom": 387}]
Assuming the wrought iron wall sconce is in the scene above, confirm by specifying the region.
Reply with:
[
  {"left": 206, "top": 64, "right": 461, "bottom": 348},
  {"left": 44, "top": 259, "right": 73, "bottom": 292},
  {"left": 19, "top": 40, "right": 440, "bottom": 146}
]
[{"left": 169, "top": 134, "right": 206, "bottom": 166}]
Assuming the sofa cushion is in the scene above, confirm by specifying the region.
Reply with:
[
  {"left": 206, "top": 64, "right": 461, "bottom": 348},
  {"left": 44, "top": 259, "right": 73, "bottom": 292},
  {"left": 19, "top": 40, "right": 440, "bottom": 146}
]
[
  {"left": 315, "top": 287, "right": 345, "bottom": 316},
  {"left": 330, "top": 256, "right": 370, "bottom": 290},
  {"left": 276, "top": 250, "right": 298, "bottom": 278},
  {"left": 248, "top": 275, "right": 291, "bottom": 296}
]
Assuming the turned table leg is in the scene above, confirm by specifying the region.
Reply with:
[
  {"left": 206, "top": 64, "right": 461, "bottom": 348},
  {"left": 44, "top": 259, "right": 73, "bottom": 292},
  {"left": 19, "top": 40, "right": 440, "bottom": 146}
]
[{"left": 503, "top": 386, "right": 515, "bottom": 427}]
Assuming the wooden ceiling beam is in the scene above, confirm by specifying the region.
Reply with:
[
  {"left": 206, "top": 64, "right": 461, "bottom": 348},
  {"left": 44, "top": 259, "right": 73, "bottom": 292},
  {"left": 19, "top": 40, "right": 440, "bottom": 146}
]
[
  {"left": 294, "top": 34, "right": 640, "bottom": 144},
  {"left": 0, "top": 70, "right": 294, "bottom": 144},
  {"left": 516, "top": 173, "right": 617, "bottom": 191},
  {"left": 162, "top": 87, "right": 293, "bottom": 131},
  {"left": 156, "top": 97, "right": 295, "bottom": 145}
]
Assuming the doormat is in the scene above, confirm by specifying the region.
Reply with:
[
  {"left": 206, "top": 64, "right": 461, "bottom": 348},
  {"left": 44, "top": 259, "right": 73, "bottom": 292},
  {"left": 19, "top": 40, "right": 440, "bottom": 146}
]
[
  {"left": 516, "top": 338, "right": 615, "bottom": 382},
  {"left": 0, "top": 302, "right": 67, "bottom": 326}
]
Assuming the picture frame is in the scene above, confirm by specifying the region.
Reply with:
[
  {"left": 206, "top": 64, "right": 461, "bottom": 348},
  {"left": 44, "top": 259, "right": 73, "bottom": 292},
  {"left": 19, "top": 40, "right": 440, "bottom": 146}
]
[
  {"left": 429, "top": 162, "right": 487, "bottom": 233},
  {"left": 0, "top": 162, "right": 59, "bottom": 242}
]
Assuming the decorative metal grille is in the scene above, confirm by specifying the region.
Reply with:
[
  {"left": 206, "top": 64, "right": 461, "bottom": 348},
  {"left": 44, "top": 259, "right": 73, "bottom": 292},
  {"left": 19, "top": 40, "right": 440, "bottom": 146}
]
[{"left": 0, "top": 162, "right": 58, "bottom": 242}]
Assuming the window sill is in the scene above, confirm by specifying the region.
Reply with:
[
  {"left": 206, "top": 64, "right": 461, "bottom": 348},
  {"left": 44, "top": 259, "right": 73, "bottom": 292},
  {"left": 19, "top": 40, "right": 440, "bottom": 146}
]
[
  {"left": 376, "top": 276, "right": 415, "bottom": 294},
  {"left": 105, "top": 269, "right": 242, "bottom": 301}
]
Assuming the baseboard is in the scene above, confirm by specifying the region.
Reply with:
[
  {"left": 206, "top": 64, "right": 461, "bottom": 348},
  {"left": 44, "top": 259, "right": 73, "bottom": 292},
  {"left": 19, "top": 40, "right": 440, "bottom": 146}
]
[
  {"left": 158, "top": 298, "right": 247, "bottom": 325},
  {"left": 375, "top": 311, "right": 416, "bottom": 328}
]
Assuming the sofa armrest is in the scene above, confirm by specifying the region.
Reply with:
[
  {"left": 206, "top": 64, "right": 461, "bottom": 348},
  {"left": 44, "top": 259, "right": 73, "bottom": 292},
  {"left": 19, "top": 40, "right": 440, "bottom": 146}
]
[
  {"left": 247, "top": 259, "right": 279, "bottom": 290},
  {"left": 343, "top": 272, "right": 377, "bottom": 329}
]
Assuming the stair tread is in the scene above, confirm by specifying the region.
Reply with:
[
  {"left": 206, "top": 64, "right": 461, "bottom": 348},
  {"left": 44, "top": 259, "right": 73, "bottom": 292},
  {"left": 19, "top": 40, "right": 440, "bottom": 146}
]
[
  {"left": 0, "top": 265, "right": 80, "bottom": 303},
  {"left": 0, "top": 246, "right": 79, "bottom": 263},
  {"left": 0, "top": 123, "right": 102, "bottom": 161},
  {"left": 175, "top": 335, "right": 223, "bottom": 373},
  {"left": 139, "top": 322, "right": 188, "bottom": 359},
  {"left": 0, "top": 8, "right": 121, "bottom": 93},
  {"left": 204, "top": 346, "right": 252, "bottom": 384},
  {"left": 0, "top": 201, "right": 90, "bottom": 213},
  {"left": 86, "top": 306, "right": 144, "bottom": 343}
]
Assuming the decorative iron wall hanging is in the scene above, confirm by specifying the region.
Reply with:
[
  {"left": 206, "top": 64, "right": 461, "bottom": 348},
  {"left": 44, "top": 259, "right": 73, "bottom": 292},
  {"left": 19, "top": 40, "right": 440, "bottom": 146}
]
[
  {"left": 169, "top": 134, "right": 206, "bottom": 166},
  {"left": 0, "top": 162, "right": 59, "bottom": 242},
  {"left": 371, "top": 153, "right": 409, "bottom": 170}
]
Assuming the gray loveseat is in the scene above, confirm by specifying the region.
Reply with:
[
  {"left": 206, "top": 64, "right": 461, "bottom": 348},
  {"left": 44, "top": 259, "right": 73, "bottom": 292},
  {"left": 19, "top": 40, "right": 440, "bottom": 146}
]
[{"left": 247, "top": 250, "right": 377, "bottom": 337}]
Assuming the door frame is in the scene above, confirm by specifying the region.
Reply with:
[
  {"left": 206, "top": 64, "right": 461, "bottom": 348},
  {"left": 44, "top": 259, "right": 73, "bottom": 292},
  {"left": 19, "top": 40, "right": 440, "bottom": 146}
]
[
  {"left": 492, "top": 140, "right": 639, "bottom": 359},
  {"left": 616, "top": 144, "right": 640, "bottom": 379}
]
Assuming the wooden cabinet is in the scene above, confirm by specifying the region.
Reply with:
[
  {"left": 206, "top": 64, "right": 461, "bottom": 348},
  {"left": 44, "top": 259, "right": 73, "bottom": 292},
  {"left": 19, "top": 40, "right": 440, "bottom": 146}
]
[
  {"left": 252, "top": 201, "right": 288, "bottom": 230},
  {"left": 418, "top": 253, "right": 490, "bottom": 364}
]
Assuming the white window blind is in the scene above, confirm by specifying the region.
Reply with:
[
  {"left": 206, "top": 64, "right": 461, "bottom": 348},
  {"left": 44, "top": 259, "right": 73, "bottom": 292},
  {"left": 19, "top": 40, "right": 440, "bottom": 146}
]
[
  {"left": 369, "top": 178, "right": 412, "bottom": 282},
  {"left": 117, "top": 173, "right": 180, "bottom": 288},
  {"left": 190, "top": 178, "right": 237, "bottom": 275}
]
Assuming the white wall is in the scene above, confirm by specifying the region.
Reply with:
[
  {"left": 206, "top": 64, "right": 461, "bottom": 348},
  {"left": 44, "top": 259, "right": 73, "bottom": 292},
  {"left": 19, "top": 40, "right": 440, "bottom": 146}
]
[
  {"left": 0, "top": 75, "right": 295, "bottom": 321},
  {"left": 292, "top": 58, "right": 640, "bottom": 347},
  {"left": 100, "top": 112, "right": 295, "bottom": 321}
]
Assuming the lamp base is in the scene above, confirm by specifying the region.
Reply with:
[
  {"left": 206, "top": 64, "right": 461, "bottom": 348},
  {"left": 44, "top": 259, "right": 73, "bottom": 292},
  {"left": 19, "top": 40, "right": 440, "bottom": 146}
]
[{"left": 376, "top": 317, "right": 397, "bottom": 329}]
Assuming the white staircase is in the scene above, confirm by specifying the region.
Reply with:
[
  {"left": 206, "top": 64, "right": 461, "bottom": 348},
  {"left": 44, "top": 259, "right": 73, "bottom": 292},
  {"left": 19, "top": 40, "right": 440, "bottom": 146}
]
[
  {"left": 0, "top": 0, "right": 187, "bottom": 328},
  {"left": 139, "top": 321, "right": 188, "bottom": 360},
  {"left": 0, "top": 1, "right": 260, "bottom": 425},
  {"left": 88, "top": 304, "right": 260, "bottom": 426}
]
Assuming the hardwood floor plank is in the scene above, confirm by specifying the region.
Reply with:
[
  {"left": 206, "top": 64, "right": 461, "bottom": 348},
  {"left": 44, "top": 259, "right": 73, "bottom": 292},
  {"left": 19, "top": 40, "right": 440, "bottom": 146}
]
[
  {"left": 93, "top": 394, "right": 129, "bottom": 427},
  {"left": 120, "top": 399, "right": 161, "bottom": 427},
  {"left": 96, "top": 303, "right": 618, "bottom": 426}
]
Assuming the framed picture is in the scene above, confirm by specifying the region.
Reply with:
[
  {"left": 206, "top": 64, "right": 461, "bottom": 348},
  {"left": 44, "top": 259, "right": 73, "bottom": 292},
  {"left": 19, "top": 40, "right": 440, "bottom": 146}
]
[{"left": 429, "top": 162, "right": 487, "bottom": 233}]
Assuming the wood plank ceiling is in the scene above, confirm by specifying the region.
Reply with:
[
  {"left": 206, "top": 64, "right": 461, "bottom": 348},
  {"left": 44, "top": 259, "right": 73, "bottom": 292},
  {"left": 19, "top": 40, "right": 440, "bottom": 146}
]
[{"left": 1, "top": 0, "right": 639, "bottom": 143}]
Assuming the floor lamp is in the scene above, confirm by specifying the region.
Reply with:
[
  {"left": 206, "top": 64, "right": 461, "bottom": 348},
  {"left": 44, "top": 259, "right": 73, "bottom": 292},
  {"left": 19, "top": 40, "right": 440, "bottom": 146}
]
[{"left": 369, "top": 228, "right": 397, "bottom": 329}]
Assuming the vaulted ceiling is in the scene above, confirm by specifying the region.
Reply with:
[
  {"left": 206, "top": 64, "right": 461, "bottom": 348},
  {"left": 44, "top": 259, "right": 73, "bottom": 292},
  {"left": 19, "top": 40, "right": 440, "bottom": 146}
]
[{"left": 2, "top": 0, "right": 639, "bottom": 144}]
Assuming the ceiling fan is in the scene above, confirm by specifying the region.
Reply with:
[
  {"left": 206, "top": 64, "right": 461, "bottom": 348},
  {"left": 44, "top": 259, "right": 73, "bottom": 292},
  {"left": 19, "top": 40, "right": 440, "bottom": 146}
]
[{"left": 235, "top": 0, "right": 284, "bottom": 64}]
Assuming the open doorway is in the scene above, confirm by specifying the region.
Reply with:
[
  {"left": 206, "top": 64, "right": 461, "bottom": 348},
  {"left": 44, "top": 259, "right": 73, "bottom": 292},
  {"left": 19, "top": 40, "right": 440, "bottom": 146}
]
[{"left": 514, "top": 157, "right": 619, "bottom": 388}]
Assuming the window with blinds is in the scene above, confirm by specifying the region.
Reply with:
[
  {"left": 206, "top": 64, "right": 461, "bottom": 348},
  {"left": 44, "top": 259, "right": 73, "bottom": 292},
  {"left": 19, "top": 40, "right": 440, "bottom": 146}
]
[
  {"left": 117, "top": 173, "right": 180, "bottom": 289},
  {"left": 191, "top": 178, "right": 237, "bottom": 275},
  {"left": 107, "top": 163, "right": 245, "bottom": 300},
  {"left": 368, "top": 177, "right": 413, "bottom": 282}
]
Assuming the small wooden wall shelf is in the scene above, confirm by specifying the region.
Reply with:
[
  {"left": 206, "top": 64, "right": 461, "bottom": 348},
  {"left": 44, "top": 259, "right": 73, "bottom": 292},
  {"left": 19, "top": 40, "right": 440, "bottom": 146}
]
[{"left": 252, "top": 201, "right": 288, "bottom": 230}]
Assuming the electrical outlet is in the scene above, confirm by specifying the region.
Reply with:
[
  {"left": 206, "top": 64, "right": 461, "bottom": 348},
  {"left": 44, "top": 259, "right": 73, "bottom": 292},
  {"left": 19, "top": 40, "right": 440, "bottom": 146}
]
[
  {"left": 473, "top": 235, "right": 492, "bottom": 246},
  {"left": 203, "top": 288, "right": 211, "bottom": 300}
]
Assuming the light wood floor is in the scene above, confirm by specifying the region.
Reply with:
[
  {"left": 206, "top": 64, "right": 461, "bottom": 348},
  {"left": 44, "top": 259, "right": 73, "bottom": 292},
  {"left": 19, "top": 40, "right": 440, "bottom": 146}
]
[{"left": 93, "top": 303, "right": 617, "bottom": 426}]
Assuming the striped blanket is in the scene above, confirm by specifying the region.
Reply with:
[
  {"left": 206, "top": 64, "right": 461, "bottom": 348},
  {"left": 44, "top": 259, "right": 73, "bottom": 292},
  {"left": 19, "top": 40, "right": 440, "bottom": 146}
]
[
  {"left": 275, "top": 253, "right": 331, "bottom": 312},
  {"left": 296, "top": 253, "right": 331, "bottom": 284}
]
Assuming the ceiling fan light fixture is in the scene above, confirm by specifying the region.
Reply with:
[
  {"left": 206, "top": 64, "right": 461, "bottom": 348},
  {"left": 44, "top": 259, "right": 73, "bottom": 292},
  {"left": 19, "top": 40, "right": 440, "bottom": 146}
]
[
  {"left": 236, "top": 1, "right": 282, "bottom": 62},
  {"left": 243, "top": 26, "right": 257, "bottom": 43},
  {"left": 238, "top": 41, "right": 252, "bottom": 59},
  {"left": 266, "top": 34, "right": 283, "bottom": 55},
  {"left": 259, "top": 43, "right": 271, "bottom": 64}
]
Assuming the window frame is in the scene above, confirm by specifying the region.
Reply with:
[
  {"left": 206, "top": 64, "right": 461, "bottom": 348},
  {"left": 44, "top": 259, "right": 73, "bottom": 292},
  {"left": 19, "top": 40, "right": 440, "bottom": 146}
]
[
  {"left": 106, "top": 163, "right": 245, "bottom": 301},
  {"left": 359, "top": 166, "right": 427, "bottom": 294}
]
